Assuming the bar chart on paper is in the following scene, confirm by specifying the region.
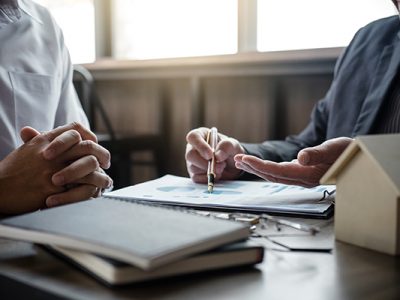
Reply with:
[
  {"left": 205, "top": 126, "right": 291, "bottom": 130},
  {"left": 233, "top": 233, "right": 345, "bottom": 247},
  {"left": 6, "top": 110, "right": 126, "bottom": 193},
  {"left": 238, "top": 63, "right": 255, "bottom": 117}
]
[{"left": 106, "top": 175, "right": 336, "bottom": 218}]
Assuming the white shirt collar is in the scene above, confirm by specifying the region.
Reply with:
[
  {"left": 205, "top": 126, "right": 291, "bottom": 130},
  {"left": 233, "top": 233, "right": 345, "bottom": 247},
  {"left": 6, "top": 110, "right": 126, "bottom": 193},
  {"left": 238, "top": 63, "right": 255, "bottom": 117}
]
[
  {"left": 0, "top": 0, "right": 43, "bottom": 28},
  {"left": 18, "top": 0, "right": 43, "bottom": 25},
  {"left": 0, "top": 0, "right": 20, "bottom": 27}
]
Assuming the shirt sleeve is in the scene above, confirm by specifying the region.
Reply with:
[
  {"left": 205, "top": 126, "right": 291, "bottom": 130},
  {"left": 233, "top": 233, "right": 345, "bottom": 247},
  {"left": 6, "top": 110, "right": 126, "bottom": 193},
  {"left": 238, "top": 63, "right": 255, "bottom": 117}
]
[{"left": 53, "top": 26, "right": 90, "bottom": 129}]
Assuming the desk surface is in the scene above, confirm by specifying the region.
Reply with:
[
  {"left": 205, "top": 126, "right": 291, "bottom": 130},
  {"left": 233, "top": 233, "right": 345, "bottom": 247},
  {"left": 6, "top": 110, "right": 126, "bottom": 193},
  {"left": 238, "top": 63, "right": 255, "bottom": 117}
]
[{"left": 1, "top": 219, "right": 400, "bottom": 300}]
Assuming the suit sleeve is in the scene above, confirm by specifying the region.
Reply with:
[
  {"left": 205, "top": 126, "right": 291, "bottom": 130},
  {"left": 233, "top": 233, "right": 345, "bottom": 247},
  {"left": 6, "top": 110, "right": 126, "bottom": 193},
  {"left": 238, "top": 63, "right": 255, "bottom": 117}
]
[
  {"left": 241, "top": 82, "right": 336, "bottom": 162},
  {"left": 241, "top": 29, "right": 359, "bottom": 162}
]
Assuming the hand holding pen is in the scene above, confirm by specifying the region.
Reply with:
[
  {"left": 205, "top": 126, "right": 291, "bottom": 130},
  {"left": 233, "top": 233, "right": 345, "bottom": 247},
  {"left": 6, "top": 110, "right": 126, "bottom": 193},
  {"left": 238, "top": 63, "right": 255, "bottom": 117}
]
[{"left": 185, "top": 127, "right": 245, "bottom": 185}]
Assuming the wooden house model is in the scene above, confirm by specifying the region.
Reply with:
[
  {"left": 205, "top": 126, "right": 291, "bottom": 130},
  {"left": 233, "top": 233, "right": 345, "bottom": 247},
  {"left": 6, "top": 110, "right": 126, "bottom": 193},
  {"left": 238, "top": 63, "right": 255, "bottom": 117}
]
[{"left": 321, "top": 134, "right": 400, "bottom": 255}]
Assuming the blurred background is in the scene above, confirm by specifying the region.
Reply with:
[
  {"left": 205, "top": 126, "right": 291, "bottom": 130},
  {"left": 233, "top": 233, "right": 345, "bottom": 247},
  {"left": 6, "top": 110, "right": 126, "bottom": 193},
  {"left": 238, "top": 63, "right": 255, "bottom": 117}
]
[{"left": 34, "top": 0, "right": 397, "bottom": 187}]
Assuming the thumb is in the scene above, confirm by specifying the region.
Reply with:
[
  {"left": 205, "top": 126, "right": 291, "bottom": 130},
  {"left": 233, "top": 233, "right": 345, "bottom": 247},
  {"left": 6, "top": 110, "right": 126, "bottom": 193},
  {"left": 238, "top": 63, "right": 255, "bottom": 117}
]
[
  {"left": 20, "top": 126, "right": 41, "bottom": 143},
  {"left": 215, "top": 138, "right": 243, "bottom": 163},
  {"left": 298, "top": 137, "right": 353, "bottom": 166}
]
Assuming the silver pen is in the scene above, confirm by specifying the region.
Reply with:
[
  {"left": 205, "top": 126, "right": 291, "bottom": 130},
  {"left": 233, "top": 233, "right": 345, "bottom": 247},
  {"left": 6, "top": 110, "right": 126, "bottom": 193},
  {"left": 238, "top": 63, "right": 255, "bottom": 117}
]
[{"left": 206, "top": 127, "right": 218, "bottom": 193}]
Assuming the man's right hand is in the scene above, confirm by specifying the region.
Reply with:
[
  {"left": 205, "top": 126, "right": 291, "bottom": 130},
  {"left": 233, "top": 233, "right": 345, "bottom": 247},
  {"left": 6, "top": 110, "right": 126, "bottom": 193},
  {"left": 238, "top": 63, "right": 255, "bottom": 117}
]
[{"left": 185, "top": 127, "right": 245, "bottom": 183}]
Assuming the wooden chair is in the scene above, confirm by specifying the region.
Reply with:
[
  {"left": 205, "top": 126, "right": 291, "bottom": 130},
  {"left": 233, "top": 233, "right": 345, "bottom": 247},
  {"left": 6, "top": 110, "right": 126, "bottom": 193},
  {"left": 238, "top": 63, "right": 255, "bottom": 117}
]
[{"left": 73, "top": 65, "right": 167, "bottom": 188}]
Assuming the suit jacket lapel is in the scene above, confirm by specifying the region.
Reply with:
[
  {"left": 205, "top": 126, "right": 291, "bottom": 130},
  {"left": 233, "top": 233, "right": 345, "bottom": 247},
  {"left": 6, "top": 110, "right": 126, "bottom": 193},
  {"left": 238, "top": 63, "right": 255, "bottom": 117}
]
[{"left": 353, "top": 38, "right": 400, "bottom": 136}]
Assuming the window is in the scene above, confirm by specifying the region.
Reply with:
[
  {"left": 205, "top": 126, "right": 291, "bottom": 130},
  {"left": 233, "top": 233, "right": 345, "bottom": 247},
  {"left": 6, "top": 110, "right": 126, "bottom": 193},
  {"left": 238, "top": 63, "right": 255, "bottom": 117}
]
[
  {"left": 34, "top": 0, "right": 96, "bottom": 64},
  {"left": 257, "top": 0, "right": 397, "bottom": 52},
  {"left": 34, "top": 0, "right": 398, "bottom": 62},
  {"left": 112, "top": 0, "right": 238, "bottom": 60}
]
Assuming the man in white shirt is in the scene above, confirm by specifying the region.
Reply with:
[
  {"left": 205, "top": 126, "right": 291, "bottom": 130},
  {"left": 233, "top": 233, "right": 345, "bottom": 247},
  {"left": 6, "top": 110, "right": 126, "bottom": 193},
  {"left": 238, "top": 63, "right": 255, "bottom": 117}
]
[{"left": 0, "top": 0, "right": 112, "bottom": 214}]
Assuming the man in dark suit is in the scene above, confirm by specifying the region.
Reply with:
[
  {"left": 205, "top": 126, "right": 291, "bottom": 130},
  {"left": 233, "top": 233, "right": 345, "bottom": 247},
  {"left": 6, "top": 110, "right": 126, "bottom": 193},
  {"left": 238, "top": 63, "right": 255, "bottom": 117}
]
[{"left": 185, "top": 1, "right": 400, "bottom": 187}]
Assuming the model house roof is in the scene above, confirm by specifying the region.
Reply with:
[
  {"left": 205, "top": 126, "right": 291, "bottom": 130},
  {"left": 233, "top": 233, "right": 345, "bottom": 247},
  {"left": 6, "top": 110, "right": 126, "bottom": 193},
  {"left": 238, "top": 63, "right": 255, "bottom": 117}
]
[{"left": 320, "top": 134, "right": 400, "bottom": 194}]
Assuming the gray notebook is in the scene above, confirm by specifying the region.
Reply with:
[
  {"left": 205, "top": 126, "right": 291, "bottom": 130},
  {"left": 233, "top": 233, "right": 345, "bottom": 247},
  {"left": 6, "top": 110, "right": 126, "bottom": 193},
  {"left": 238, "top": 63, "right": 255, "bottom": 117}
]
[{"left": 0, "top": 197, "right": 250, "bottom": 270}]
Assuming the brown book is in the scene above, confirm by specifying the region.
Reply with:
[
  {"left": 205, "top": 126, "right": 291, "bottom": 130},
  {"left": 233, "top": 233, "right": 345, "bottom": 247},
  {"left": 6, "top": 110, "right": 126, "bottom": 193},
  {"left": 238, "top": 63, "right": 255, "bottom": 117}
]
[{"left": 44, "top": 241, "right": 264, "bottom": 286}]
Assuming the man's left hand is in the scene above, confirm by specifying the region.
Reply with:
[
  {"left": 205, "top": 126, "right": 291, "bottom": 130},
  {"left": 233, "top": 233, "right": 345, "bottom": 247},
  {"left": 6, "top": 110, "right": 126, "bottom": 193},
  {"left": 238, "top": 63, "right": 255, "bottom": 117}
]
[{"left": 234, "top": 137, "right": 353, "bottom": 187}]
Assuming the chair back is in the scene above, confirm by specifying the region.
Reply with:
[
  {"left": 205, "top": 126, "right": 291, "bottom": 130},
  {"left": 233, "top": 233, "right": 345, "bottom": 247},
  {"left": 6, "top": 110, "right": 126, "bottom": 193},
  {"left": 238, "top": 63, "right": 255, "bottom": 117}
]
[{"left": 73, "top": 65, "right": 116, "bottom": 140}]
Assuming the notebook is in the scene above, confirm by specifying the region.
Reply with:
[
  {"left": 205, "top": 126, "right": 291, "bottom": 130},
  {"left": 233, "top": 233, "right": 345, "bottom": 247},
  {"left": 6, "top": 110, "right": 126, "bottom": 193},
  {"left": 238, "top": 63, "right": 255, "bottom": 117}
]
[
  {"left": 44, "top": 241, "right": 264, "bottom": 285},
  {"left": 106, "top": 175, "right": 335, "bottom": 218},
  {"left": 0, "top": 197, "right": 250, "bottom": 270}
]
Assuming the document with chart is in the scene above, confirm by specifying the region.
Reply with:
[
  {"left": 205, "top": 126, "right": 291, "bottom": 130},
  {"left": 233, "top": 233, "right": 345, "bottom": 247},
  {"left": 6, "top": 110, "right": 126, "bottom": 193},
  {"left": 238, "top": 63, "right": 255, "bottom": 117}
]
[{"left": 106, "top": 175, "right": 335, "bottom": 218}]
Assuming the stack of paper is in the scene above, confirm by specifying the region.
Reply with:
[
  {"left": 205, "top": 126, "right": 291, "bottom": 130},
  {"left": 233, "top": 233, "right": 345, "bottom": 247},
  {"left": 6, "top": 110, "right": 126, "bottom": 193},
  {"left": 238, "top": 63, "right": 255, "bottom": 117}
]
[{"left": 106, "top": 175, "right": 336, "bottom": 218}]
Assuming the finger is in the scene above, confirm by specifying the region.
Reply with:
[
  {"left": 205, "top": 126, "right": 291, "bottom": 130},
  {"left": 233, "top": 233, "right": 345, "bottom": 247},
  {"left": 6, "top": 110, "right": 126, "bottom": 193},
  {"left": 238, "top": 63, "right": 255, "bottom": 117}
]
[
  {"left": 56, "top": 140, "right": 111, "bottom": 169},
  {"left": 215, "top": 138, "right": 243, "bottom": 162},
  {"left": 188, "top": 164, "right": 206, "bottom": 176},
  {"left": 298, "top": 137, "right": 353, "bottom": 166},
  {"left": 42, "top": 130, "right": 82, "bottom": 160},
  {"left": 191, "top": 170, "right": 225, "bottom": 184},
  {"left": 186, "top": 128, "right": 213, "bottom": 160},
  {"left": 43, "top": 122, "right": 97, "bottom": 143},
  {"left": 215, "top": 161, "right": 227, "bottom": 176},
  {"left": 240, "top": 155, "right": 319, "bottom": 186},
  {"left": 46, "top": 184, "right": 98, "bottom": 207},
  {"left": 52, "top": 155, "right": 99, "bottom": 186},
  {"left": 191, "top": 174, "right": 208, "bottom": 184},
  {"left": 74, "top": 170, "right": 113, "bottom": 189},
  {"left": 20, "top": 126, "right": 40, "bottom": 143},
  {"left": 185, "top": 144, "right": 209, "bottom": 170},
  {"left": 242, "top": 155, "right": 303, "bottom": 179},
  {"left": 188, "top": 162, "right": 226, "bottom": 178},
  {"left": 235, "top": 160, "right": 268, "bottom": 180},
  {"left": 236, "top": 160, "right": 313, "bottom": 187},
  {"left": 236, "top": 160, "right": 280, "bottom": 182},
  {"left": 234, "top": 153, "right": 245, "bottom": 161}
]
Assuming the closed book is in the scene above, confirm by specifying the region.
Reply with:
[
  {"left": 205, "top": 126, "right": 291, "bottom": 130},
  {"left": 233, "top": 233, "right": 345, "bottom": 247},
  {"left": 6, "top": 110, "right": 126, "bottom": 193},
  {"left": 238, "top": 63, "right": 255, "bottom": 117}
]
[
  {"left": 44, "top": 241, "right": 264, "bottom": 285},
  {"left": 0, "top": 197, "right": 250, "bottom": 270}
]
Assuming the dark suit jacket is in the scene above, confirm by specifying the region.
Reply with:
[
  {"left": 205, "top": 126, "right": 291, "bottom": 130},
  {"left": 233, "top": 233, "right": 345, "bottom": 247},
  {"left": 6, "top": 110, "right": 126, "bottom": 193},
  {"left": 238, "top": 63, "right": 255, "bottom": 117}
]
[{"left": 243, "top": 16, "right": 400, "bottom": 162}]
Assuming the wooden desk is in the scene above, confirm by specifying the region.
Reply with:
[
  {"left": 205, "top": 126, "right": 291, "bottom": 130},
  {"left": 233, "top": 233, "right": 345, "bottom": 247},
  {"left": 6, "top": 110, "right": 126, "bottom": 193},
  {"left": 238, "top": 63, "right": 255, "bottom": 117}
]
[{"left": 1, "top": 221, "right": 400, "bottom": 300}]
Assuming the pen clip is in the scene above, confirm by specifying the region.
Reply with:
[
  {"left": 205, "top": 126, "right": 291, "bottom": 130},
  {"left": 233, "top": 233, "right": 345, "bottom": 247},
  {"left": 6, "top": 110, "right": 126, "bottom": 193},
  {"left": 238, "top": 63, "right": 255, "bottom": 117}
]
[
  {"left": 206, "top": 129, "right": 211, "bottom": 145},
  {"left": 207, "top": 128, "right": 218, "bottom": 193}
]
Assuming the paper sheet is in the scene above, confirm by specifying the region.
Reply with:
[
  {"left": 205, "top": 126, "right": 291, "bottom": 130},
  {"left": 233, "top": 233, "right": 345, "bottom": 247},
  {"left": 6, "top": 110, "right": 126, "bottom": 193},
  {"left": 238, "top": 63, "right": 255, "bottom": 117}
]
[{"left": 106, "top": 175, "right": 335, "bottom": 217}]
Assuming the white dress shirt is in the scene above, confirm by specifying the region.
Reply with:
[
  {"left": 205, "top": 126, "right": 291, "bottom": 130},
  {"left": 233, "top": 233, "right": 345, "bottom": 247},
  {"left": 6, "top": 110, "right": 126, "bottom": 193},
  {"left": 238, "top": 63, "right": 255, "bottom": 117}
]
[{"left": 0, "top": 0, "right": 88, "bottom": 160}]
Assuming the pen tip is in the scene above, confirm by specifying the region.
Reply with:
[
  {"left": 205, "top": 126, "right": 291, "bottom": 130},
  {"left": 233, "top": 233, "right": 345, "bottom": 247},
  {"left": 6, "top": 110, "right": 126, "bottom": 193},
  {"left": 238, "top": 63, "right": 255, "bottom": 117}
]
[{"left": 207, "top": 174, "right": 215, "bottom": 194}]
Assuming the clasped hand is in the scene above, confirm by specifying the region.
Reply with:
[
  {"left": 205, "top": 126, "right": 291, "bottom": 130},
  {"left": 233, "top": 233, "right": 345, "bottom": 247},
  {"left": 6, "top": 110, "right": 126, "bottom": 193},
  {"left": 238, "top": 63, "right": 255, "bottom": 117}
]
[{"left": 0, "top": 122, "right": 112, "bottom": 214}]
